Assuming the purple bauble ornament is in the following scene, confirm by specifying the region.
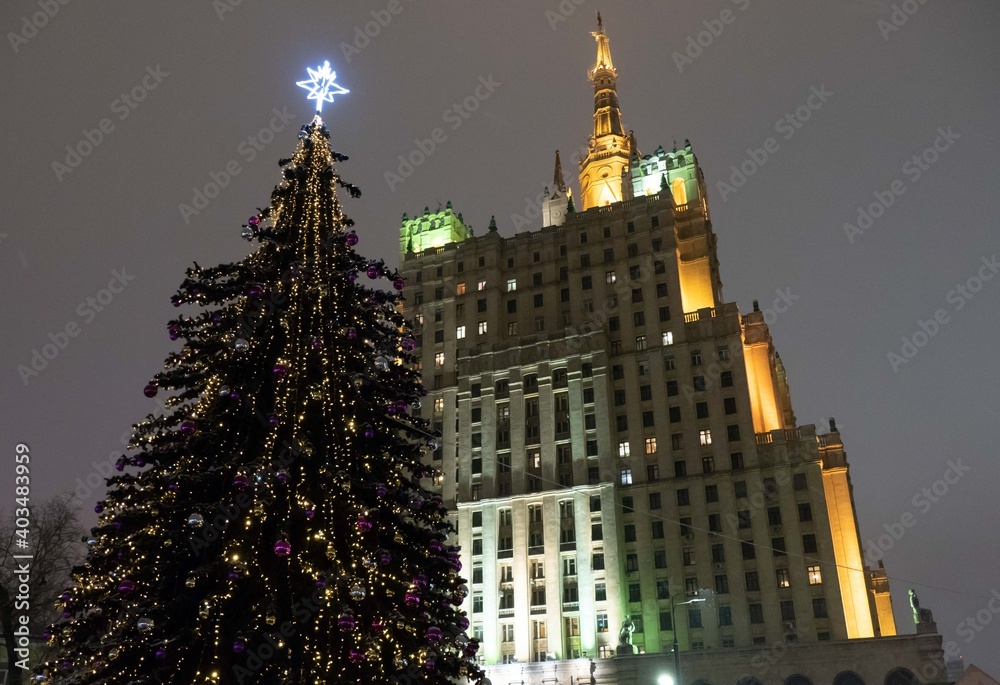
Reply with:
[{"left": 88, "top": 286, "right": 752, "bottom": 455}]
[
  {"left": 114, "top": 459, "right": 125, "bottom": 472},
  {"left": 371, "top": 618, "right": 384, "bottom": 630},
  {"left": 179, "top": 419, "right": 196, "bottom": 435},
  {"left": 227, "top": 569, "right": 240, "bottom": 581},
  {"left": 393, "top": 277, "right": 405, "bottom": 290},
  {"left": 348, "top": 271, "right": 358, "bottom": 282},
  {"left": 305, "top": 508, "right": 315, "bottom": 519},
  {"left": 276, "top": 469, "right": 289, "bottom": 483},
  {"left": 413, "top": 573, "right": 428, "bottom": 588},
  {"left": 345, "top": 231, "right": 359, "bottom": 246},
  {"left": 378, "top": 549, "right": 391, "bottom": 565},
  {"left": 401, "top": 337, "right": 415, "bottom": 351},
  {"left": 311, "top": 336, "right": 323, "bottom": 348},
  {"left": 338, "top": 609, "right": 356, "bottom": 632},
  {"left": 248, "top": 215, "right": 261, "bottom": 227},
  {"left": 268, "top": 413, "right": 280, "bottom": 426},
  {"left": 426, "top": 626, "right": 443, "bottom": 642},
  {"left": 349, "top": 649, "right": 365, "bottom": 664},
  {"left": 229, "top": 389, "right": 240, "bottom": 400},
  {"left": 356, "top": 515, "right": 373, "bottom": 533},
  {"left": 366, "top": 265, "right": 380, "bottom": 279},
  {"left": 246, "top": 284, "right": 263, "bottom": 298},
  {"left": 428, "top": 539, "right": 443, "bottom": 554},
  {"left": 375, "top": 484, "right": 387, "bottom": 498},
  {"left": 347, "top": 327, "right": 357, "bottom": 340},
  {"left": 273, "top": 539, "right": 291, "bottom": 557},
  {"left": 112, "top": 519, "right": 123, "bottom": 529},
  {"left": 404, "top": 590, "right": 420, "bottom": 607},
  {"left": 363, "top": 426, "right": 375, "bottom": 439},
  {"left": 457, "top": 616, "right": 470, "bottom": 630},
  {"left": 170, "top": 295, "right": 181, "bottom": 307},
  {"left": 135, "top": 457, "right": 146, "bottom": 467},
  {"left": 315, "top": 575, "right": 327, "bottom": 588},
  {"left": 143, "top": 384, "right": 158, "bottom": 398},
  {"left": 424, "top": 657, "right": 437, "bottom": 671},
  {"left": 233, "top": 638, "right": 247, "bottom": 653},
  {"left": 118, "top": 580, "right": 136, "bottom": 595},
  {"left": 168, "top": 481, "right": 180, "bottom": 491},
  {"left": 232, "top": 474, "right": 249, "bottom": 489},
  {"left": 273, "top": 363, "right": 288, "bottom": 378},
  {"left": 155, "top": 648, "right": 167, "bottom": 660},
  {"left": 168, "top": 325, "right": 181, "bottom": 340}
]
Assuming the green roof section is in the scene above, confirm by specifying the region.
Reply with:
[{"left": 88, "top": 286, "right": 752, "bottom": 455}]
[{"left": 399, "top": 202, "right": 471, "bottom": 258}]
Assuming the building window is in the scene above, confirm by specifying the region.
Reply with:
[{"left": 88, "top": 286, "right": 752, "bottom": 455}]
[
  {"left": 456, "top": 325, "right": 466, "bottom": 339},
  {"left": 506, "top": 278, "right": 516, "bottom": 292},
  {"left": 794, "top": 473, "right": 808, "bottom": 491},
  {"left": 456, "top": 282, "right": 466, "bottom": 295},
  {"left": 477, "top": 279, "right": 486, "bottom": 291},
  {"left": 799, "top": 503, "right": 813, "bottom": 522},
  {"left": 677, "top": 489, "right": 690, "bottom": 507},
  {"left": 719, "top": 605, "right": 733, "bottom": 626},
  {"left": 731, "top": 452, "right": 744, "bottom": 470},
  {"left": 691, "top": 350, "right": 702, "bottom": 366},
  {"left": 738, "top": 510, "right": 751, "bottom": 529},
  {"left": 741, "top": 541, "right": 755, "bottom": 560},
  {"left": 749, "top": 603, "right": 764, "bottom": 624},
  {"left": 773, "top": 537, "right": 787, "bottom": 556},
  {"left": 699, "top": 429, "right": 712, "bottom": 446},
  {"left": 768, "top": 507, "right": 783, "bottom": 526},
  {"left": 781, "top": 601, "right": 796, "bottom": 621},
  {"left": 666, "top": 380, "right": 678, "bottom": 397},
  {"left": 433, "top": 397, "right": 444, "bottom": 413},
  {"left": 705, "top": 485, "right": 719, "bottom": 503},
  {"left": 648, "top": 464, "right": 660, "bottom": 482},
  {"left": 777, "top": 569, "right": 791, "bottom": 588},
  {"left": 724, "top": 397, "right": 737, "bottom": 415},
  {"left": 802, "top": 534, "right": 817, "bottom": 554},
  {"left": 716, "top": 574, "right": 730, "bottom": 595},
  {"left": 620, "top": 468, "right": 633, "bottom": 485},
  {"left": 662, "top": 331, "right": 674, "bottom": 346},
  {"left": 734, "top": 480, "right": 748, "bottom": 498},
  {"left": 636, "top": 335, "right": 647, "bottom": 350},
  {"left": 618, "top": 441, "right": 631, "bottom": 458},
  {"left": 688, "top": 608, "right": 702, "bottom": 628},
  {"left": 813, "top": 597, "right": 828, "bottom": 618},
  {"left": 435, "top": 352, "right": 445, "bottom": 367},
  {"left": 674, "top": 460, "right": 687, "bottom": 477},
  {"left": 727, "top": 424, "right": 741, "bottom": 442},
  {"left": 745, "top": 571, "right": 760, "bottom": 591},
  {"left": 507, "top": 322, "right": 518, "bottom": 336},
  {"left": 606, "top": 270, "right": 617, "bottom": 284},
  {"left": 473, "top": 594, "right": 483, "bottom": 613},
  {"left": 591, "top": 523, "right": 603, "bottom": 541},
  {"left": 596, "top": 613, "right": 609, "bottom": 633},
  {"left": 702, "top": 457, "right": 715, "bottom": 474},
  {"left": 645, "top": 437, "right": 657, "bottom": 455},
  {"left": 808, "top": 565, "right": 823, "bottom": 585},
  {"left": 534, "top": 293, "right": 543, "bottom": 308},
  {"left": 651, "top": 521, "right": 665, "bottom": 539},
  {"left": 622, "top": 496, "right": 634, "bottom": 513},
  {"left": 582, "top": 275, "right": 592, "bottom": 290},
  {"left": 624, "top": 525, "right": 636, "bottom": 542}
]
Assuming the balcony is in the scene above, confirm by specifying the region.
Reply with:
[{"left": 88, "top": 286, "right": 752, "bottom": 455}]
[
  {"left": 530, "top": 605, "right": 547, "bottom": 615},
  {"left": 498, "top": 608, "right": 514, "bottom": 618}
]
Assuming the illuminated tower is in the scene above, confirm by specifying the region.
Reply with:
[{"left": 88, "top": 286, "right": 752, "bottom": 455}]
[
  {"left": 578, "top": 13, "right": 632, "bottom": 210},
  {"left": 542, "top": 150, "right": 571, "bottom": 228}
]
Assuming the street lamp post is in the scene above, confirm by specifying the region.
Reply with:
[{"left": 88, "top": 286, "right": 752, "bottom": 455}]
[{"left": 668, "top": 589, "right": 711, "bottom": 685}]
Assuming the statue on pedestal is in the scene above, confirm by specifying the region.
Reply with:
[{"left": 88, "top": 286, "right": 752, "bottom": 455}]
[{"left": 617, "top": 618, "right": 635, "bottom": 655}]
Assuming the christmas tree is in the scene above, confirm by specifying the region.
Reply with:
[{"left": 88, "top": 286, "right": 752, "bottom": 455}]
[{"left": 42, "top": 64, "right": 481, "bottom": 685}]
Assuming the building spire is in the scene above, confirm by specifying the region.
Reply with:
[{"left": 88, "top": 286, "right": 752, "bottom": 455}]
[
  {"left": 553, "top": 150, "right": 566, "bottom": 192},
  {"left": 589, "top": 12, "right": 617, "bottom": 79},
  {"left": 578, "top": 12, "right": 631, "bottom": 210}
]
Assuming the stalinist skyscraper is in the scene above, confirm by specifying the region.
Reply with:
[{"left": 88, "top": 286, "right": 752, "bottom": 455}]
[{"left": 397, "top": 14, "right": 945, "bottom": 685}]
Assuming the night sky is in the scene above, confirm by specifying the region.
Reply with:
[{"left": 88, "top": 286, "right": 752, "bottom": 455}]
[{"left": 2, "top": 0, "right": 998, "bottom": 676}]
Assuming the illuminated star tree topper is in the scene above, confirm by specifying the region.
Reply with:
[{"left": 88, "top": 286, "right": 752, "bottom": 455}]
[{"left": 296, "top": 60, "right": 349, "bottom": 113}]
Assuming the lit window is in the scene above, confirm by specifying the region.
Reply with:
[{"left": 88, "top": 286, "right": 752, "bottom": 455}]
[
  {"left": 435, "top": 352, "right": 445, "bottom": 367},
  {"left": 636, "top": 335, "right": 646, "bottom": 350},
  {"left": 776, "top": 568, "right": 791, "bottom": 588},
  {"left": 808, "top": 565, "right": 823, "bottom": 585},
  {"left": 662, "top": 331, "right": 674, "bottom": 346},
  {"left": 456, "top": 325, "right": 466, "bottom": 339},
  {"left": 606, "top": 271, "right": 617, "bottom": 284},
  {"left": 507, "top": 322, "right": 518, "bottom": 336},
  {"left": 620, "top": 468, "right": 633, "bottom": 485},
  {"left": 415, "top": 313, "right": 424, "bottom": 326},
  {"left": 478, "top": 321, "right": 488, "bottom": 335},
  {"left": 645, "top": 437, "right": 657, "bottom": 454},
  {"left": 597, "top": 613, "right": 609, "bottom": 633},
  {"left": 456, "top": 283, "right": 466, "bottom": 295},
  {"left": 477, "top": 279, "right": 486, "bottom": 291},
  {"left": 699, "top": 429, "right": 712, "bottom": 445},
  {"left": 507, "top": 278, "right": 517, "bottom": 292},
  {"left": 433, "top": 398, "right": 444, "bottom": 412},
  {"left": 618, "top": 441, "right": 630, "bottom": 458}
]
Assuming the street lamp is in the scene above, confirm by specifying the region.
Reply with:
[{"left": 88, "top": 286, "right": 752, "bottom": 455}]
[{"left": 669, "top": 588, "right": 712, "bottom": 685}]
